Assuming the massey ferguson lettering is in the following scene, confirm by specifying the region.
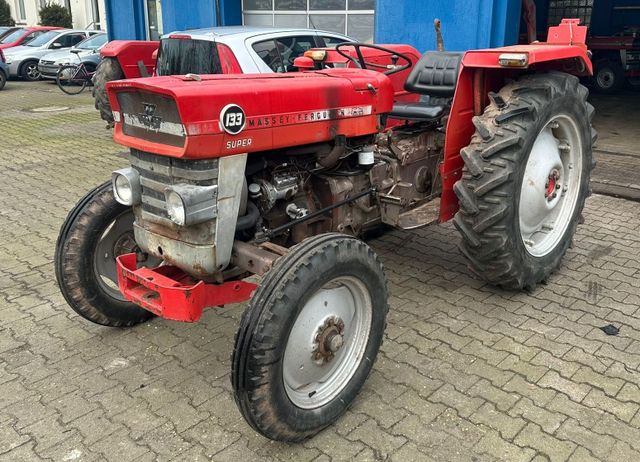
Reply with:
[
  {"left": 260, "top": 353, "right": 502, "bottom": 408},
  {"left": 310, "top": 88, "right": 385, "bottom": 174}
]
[{"left": 247, "top": 106, "right": 373, "bottom": 129}]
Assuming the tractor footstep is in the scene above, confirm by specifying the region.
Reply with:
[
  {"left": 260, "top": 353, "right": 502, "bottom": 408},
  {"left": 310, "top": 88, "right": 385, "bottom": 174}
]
[{"left": 397, "top": 199, "right": 440, "bottom": 230}]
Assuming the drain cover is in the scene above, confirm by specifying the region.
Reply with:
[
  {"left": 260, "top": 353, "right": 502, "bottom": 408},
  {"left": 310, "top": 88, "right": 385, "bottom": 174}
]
[{"left": 29, "top": 106, "right": 70, "bottom": 113}]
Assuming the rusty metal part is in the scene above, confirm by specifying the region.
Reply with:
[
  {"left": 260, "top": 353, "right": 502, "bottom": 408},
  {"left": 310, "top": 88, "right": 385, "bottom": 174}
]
[
  {"left": 231, "top": 241, "right": 280, "bottom": 276},
  {"left": 434, "top": 19, "right": 445, "bottom": 52},
  {"left": 261, "top": 188, "right": 375, "bottom": 240},
  {"left": 259, "top": 241, "right": 289, "bottom": 256},
  {"left": 473, "top": 69, "right": 485, "bottom": 116},
  {"left": 312, "top": 316, "right": 345, "bottom": 364},
  {"left": 317, "top": 136, "right": 347, "bottom": 168}
]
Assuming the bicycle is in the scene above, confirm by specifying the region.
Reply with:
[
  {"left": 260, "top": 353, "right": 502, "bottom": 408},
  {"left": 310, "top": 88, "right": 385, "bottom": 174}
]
[{"left": 56, "top": 50, "right": 96, "bottom": 95}]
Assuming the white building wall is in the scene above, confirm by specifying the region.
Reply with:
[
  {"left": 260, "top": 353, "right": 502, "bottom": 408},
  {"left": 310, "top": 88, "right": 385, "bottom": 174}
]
[{"left": 9, "top": 0, "right": 107, "bottom": 31}]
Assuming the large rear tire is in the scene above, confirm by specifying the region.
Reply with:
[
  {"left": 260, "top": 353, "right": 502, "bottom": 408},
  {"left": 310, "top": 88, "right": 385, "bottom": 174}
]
[
  {"left": 454, "top": 72, "right": 596, "bottom": 290},
  {"left": 232, "top": 234, "right": 388, "bottom": 441},
  {"left": 55, "top": 181, "right": 158, "bottom": 327},
  {"left": 92, "top": 57, "right": 124, "bottom": 127}
]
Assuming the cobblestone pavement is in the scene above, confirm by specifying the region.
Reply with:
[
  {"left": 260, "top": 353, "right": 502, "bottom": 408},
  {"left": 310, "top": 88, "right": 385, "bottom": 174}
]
[{"left": 2, "top": 81, "right": 640, "bottom": 462}]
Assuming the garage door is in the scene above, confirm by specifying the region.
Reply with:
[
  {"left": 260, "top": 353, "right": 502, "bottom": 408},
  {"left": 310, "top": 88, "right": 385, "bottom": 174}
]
[{"left": 242, "top": 0, "right": 375, "bottom": 42}]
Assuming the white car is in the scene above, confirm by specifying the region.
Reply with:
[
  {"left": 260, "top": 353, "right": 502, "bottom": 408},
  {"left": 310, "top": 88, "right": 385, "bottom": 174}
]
[
  {"left": 156, "top": 26, "right": 352, "bottom": 75},
  {"left": 5, "top": 29, "right": 101, "bottom": 80}
]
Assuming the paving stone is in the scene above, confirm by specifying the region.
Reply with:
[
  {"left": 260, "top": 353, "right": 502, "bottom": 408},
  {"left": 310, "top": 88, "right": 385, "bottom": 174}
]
[
  {"left": 513, "top": 423, "right": 576, "bottom": 462},
  {"left": 1, "top": 81, "right": 640, "bottom": 461},
  {"left": 538, "top": 371, "right": 591, "bottom": 403},
  {"left": 475, "top": 429, "right": 535, "bottom": 462}
]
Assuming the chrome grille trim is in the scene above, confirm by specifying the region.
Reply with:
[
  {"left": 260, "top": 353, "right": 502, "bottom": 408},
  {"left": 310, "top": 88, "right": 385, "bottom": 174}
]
[{"left": 130, "top": 149, "right": 219, "bottom": 223}]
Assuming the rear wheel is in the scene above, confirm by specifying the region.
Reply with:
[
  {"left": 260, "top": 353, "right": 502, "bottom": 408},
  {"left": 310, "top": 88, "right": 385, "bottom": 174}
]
[
  {"left": 232, "top": 234, "right": 388, "bottom": 441},
  {"left": 55, "top": 181, "right": 160, "bottom": 326},
  {"left": 92, "top": 57, "right": 124, "bottom": 127},
  {"left": 56, "top": 65, "right": 88, "bottom": 95},
  {"left": 454, "top": 72, "right": 596, "bottom": 290},
  {"left": 21, "top": 60, "right": 40, "bottom": 81}
]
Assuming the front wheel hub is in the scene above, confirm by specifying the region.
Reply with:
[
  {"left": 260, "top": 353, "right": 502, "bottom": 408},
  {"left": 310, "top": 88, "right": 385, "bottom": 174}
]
[{"left": 313, "top": 316, "right": 345, "bottom": 364}]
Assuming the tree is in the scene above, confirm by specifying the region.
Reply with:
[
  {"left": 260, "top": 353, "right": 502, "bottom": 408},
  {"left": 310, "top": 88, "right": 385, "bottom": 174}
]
[
  {"left": 39, "top": 2, "right": 72, "bottom": 28},
  {"left": 0, "top": 0, "right": 15, "bottom": 27}
]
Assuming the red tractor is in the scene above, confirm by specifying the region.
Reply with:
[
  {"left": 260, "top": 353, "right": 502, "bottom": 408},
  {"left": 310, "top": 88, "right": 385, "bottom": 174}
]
[{"left": 56, "top": 19, "right": 595, "bottom": 441}]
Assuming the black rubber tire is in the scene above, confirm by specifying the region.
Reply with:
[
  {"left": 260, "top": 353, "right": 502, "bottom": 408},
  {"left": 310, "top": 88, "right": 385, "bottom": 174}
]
[
  {"left": 20, "top": 59, "right": 40, "bottom": 81},
  {"left": 592, "top": 59, "right": 624, "bottom": 94},
  {"left": 92, "top": 57, "right": 124, "bottom": 127},
  {"left": 55, "top": 181, "right": 154, "bottom": 327},
  {"left": 0, "top": 71, "right": 6, "bottom": 91},
  {"left": 231, "top": 233, "right": 388, "bottom": 442},
  {"left": 453, "top": 72, "right": 596, "bottom": 290},
  {"left": 56, "top": 65, "right": 88, "bottom": 95}
]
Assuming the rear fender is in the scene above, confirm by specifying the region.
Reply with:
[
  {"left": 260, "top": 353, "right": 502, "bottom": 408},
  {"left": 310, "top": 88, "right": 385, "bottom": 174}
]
[
  {"left": 438, "top": 19, "right": 592, "bottom": 222},
  {"left": 101, "top": 40, "right": 158, "bottom": 79}
]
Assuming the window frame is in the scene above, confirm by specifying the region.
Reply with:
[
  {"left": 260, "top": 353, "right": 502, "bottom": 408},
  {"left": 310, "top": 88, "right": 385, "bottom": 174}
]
[{"left": 241, "top": 0, "right": 374, "bottom": 40}]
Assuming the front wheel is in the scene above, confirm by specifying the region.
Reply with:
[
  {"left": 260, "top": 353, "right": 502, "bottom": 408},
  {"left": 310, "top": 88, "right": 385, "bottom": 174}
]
[
  {"left": 454, "top": 72, "right": 596, "bottom": 290},
  {"left": 232, "top": 234, "right": 388, "bottom": 441},
  {"left": 0, "top": 71, "right": 6, "bottom": 91},
  {"left": 57, "top": 65, "right": 88, "bottom": 95},
  {"left": 21, "top": 60, "right": 40, "bottom": 81},
  {"left": 55, "top": 181, "right": 160, "bottom": 327}
]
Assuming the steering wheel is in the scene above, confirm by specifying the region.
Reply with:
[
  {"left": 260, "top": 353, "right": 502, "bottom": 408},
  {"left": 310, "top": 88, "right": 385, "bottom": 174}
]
[{"left": 334, "top": 43, "right": 413, "bottom": 75}]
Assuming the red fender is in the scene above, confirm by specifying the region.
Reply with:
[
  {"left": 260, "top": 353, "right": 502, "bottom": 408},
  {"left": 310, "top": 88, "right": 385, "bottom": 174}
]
[
  {"left": 101, "top": 40, "right": 159, "bottom": 79},
  {"left": 438, "top": 19, "right": 592, "bottom": 222}
]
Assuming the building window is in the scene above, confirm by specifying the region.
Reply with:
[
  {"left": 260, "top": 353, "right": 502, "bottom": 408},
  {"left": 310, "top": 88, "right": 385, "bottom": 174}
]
[
  {"left": 16, "top": 0, "right": 26, "bottom": 20},
  {"left": 547, "top": 0, "right": 593, "bottom": 27},
  {"left": 242, "top": 0, "right": 375, "bottom": 42}
]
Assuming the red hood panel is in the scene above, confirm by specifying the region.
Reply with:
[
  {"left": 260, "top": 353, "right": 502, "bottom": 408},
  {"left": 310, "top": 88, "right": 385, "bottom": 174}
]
[{"left": 107, "top": 70, "right": 394, "bottom": 159}]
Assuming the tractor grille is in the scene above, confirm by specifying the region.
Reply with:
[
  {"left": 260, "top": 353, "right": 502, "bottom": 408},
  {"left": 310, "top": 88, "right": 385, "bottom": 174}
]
[{"left": 130, "top": 149, "right": 219, "bottom": 224}]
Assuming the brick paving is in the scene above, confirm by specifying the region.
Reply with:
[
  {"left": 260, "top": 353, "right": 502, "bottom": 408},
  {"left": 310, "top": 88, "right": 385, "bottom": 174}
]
[{"left": 1, "top": 81, "right": 640, "bottom": 461}]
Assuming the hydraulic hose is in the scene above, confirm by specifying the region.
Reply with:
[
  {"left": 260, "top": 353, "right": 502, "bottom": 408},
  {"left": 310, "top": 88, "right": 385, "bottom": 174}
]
[{"left": 236, "top": 201, "right": 260, "bottom": 231}]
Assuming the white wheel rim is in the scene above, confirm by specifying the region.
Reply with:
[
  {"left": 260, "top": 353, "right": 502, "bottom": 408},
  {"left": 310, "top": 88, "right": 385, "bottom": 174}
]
[
  {"left": 283, "top": 276, "right": 372, "bottom": 409},
  {"left": 518, "top": 114, "right": 583, "bottom": 257}
]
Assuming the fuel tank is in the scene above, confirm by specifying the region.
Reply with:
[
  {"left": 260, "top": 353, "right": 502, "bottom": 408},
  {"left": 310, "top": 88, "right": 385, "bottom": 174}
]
[{"left": 106, "top": 69, "right": 394, "bottom": 159}]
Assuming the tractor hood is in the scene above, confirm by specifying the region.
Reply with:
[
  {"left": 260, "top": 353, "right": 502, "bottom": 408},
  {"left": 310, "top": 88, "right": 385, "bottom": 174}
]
[{"left": 107, "top": 69, "right": 394, "bottom": 159}]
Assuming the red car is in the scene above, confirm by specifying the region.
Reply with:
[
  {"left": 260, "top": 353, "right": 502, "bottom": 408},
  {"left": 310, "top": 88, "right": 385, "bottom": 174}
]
[{"left": 0, "top": 26, "right": 62, "bottom": 50}]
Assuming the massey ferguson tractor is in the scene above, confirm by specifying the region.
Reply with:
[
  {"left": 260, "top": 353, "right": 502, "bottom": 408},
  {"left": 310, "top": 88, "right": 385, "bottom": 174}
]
[{"left": 56, "top": 19, "right": 596, "bottom": 441}]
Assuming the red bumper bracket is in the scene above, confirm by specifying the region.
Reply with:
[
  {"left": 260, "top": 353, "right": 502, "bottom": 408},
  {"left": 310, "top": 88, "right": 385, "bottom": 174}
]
[{"left": 116, "top": 253, "right": 257, "bottom": 322}]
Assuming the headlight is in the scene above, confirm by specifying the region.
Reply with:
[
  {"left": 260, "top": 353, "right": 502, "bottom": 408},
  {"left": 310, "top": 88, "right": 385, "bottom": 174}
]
[
  {"left": 166, "top": 191, "right": 186, "bottom": 226},
  {"left": 164, "top": 184, "right": 218, "bottom": 226},
  {"left": 112, "top": 168, "right": 141, "bottom": 206}
]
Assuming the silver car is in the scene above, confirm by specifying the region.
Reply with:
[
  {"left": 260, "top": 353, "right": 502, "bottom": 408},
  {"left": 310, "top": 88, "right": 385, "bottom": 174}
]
[
  {"left": 38, "top": 33, "right": 107, "bottom": 80},
  {"left": 5, "top": 29, "right": 100, "bottom": 80}
]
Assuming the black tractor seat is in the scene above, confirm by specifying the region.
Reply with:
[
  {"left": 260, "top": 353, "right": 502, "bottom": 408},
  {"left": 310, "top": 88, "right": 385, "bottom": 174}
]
[
  {"left": 388, "top": 51, "right": 463, "bottom": 122},
  {"left": 388, "top": 102, "right": 444, "bottom": 121}
]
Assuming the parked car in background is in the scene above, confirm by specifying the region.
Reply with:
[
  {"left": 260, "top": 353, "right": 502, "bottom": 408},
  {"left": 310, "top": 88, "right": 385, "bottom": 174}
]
[
  {"left": 4, "top": 29, "right": 100, "bottom": 81},
  {"left": 38, "top": 32, "right": 107, "bottom": 80},
  {"left": 0, "top": 26, "right": 62, "bottom": 50},
  {"left": 0, "top": 27, "right": 21, "bottom": 41},
  {"left": 0, "top": 48, "right": 8, "bottom": 90}
]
